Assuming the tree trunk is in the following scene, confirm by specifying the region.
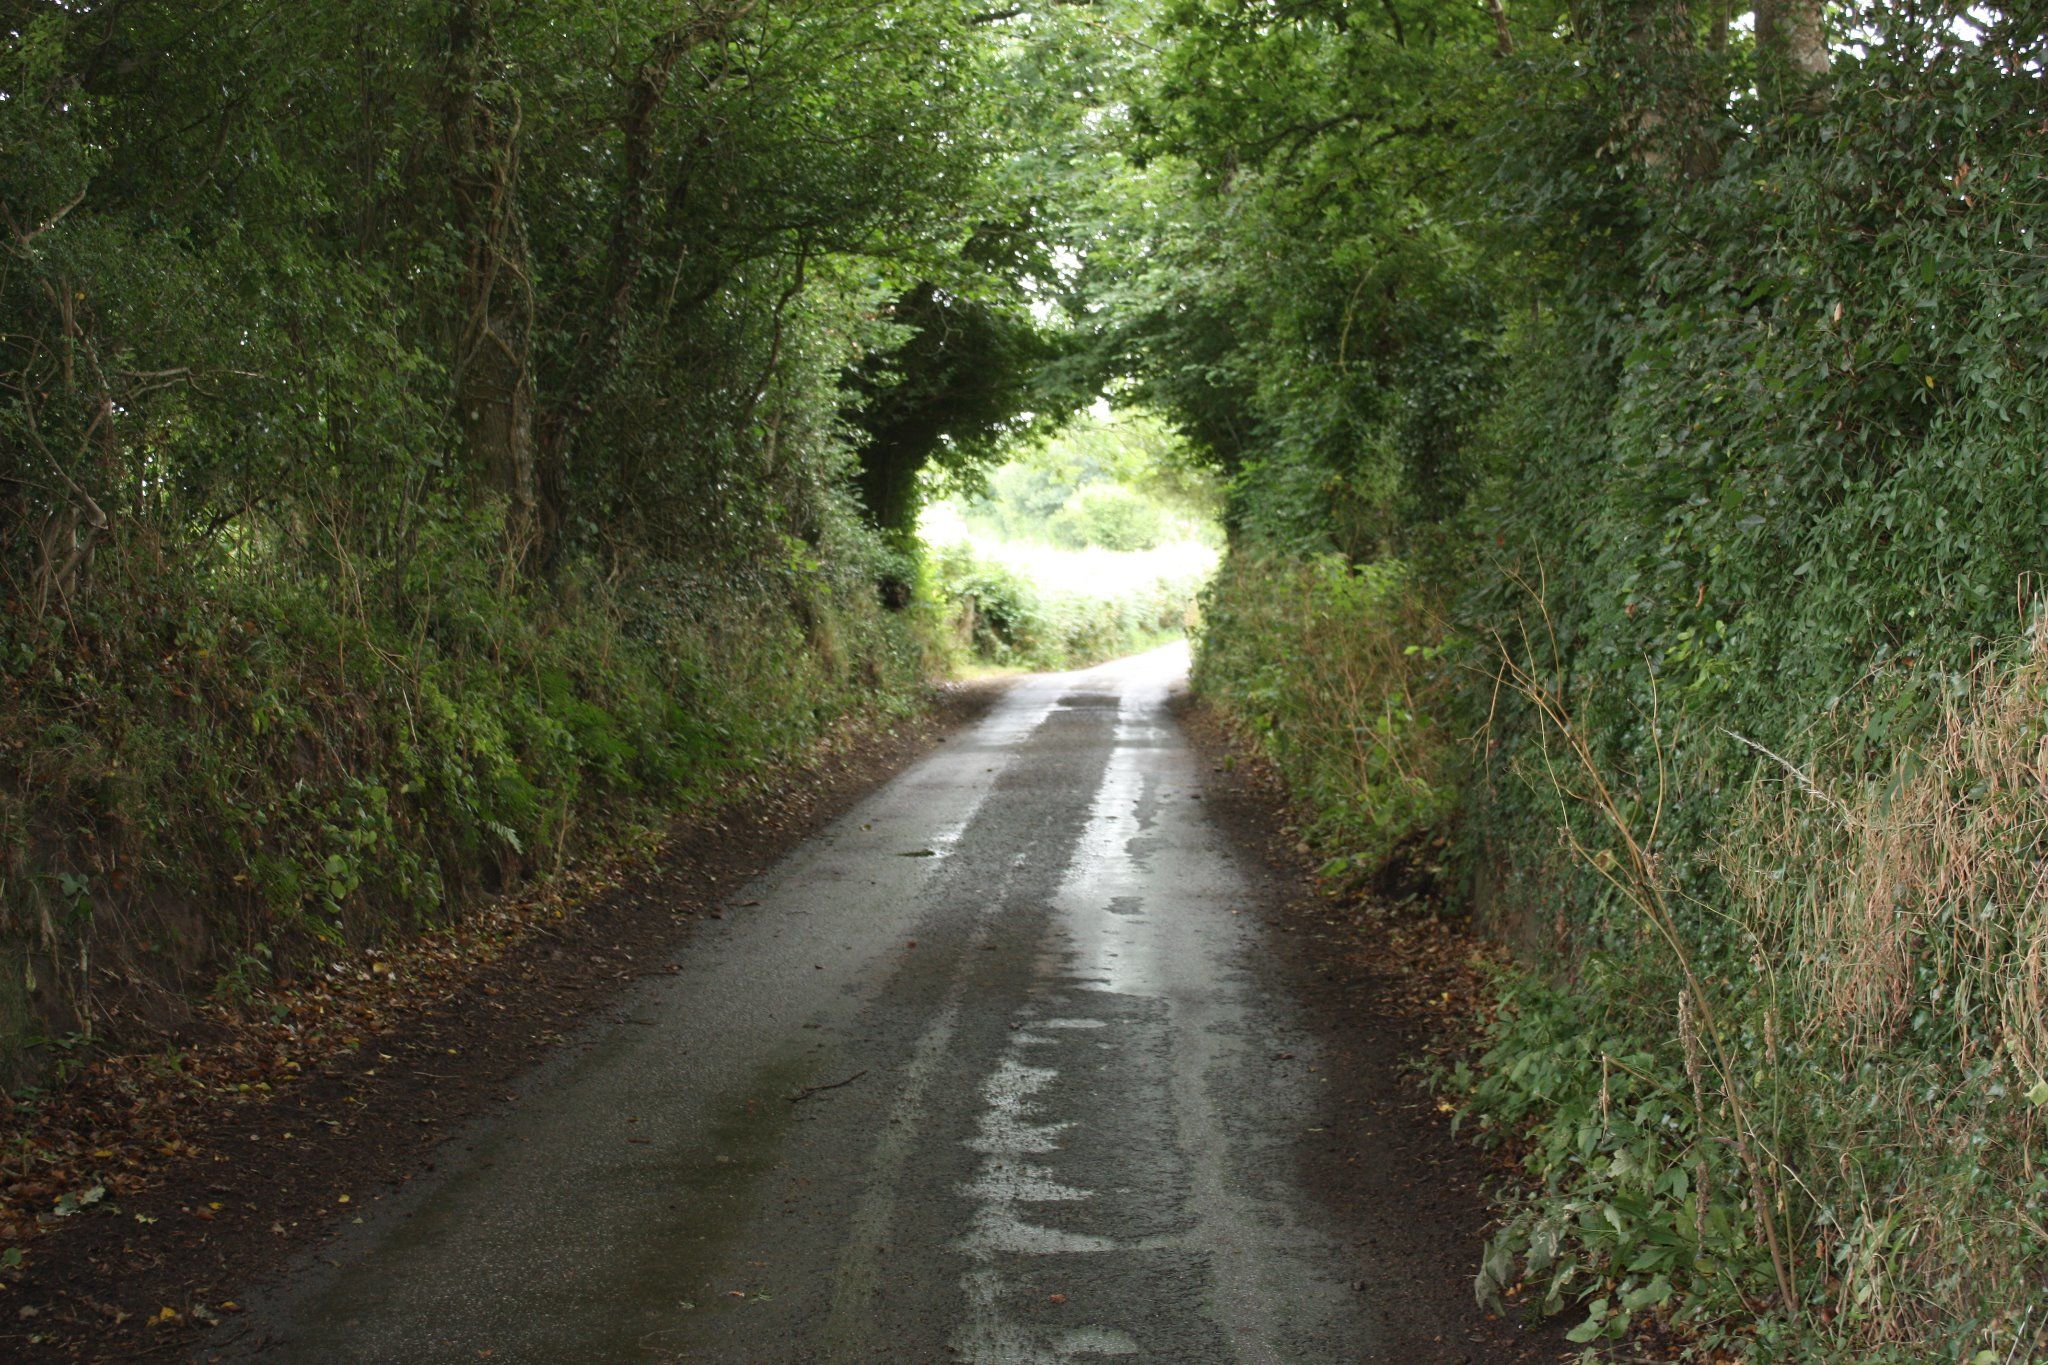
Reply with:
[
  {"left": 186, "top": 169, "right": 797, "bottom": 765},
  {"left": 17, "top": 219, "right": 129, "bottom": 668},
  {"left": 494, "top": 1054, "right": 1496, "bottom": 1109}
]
[
  {"left": 854, "top": 443, "right": 923, "bottom": 547},
  {"left": 443, "top": 0, "right": 536, "bottom": 536},
  {"left": 535, "top": 4, "right": 754, "bottom": 552},
  {"left": 536, "top": 22, "right": 695, "bottom": 549},
  {"left": 1612, "top": 0, "right": 1714, "bottom": 177},
  {"left": 1486, "top": 0, "right": 1513, "bottom": 56},
  {"left": 854, "top": 446, "right": 921, "bottom": 610},
  {"left": 1756, "top": 0, "right": 1829, "bottom": 82}
]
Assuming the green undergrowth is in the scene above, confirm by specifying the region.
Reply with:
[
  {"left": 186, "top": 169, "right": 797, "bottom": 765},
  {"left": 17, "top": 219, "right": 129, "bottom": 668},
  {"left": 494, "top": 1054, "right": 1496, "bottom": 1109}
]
[
  {"left": 925, "top": 534, "right": 1210, "bottom": 671},
  {"left": 1454, "top": 628, "right": 2048, "bottom": 1362},
  {"left": 0, "top": 512, "right": 931, "bottom": 1080},
  {"left": 1192, "top": 554, "right": 1455, "bottom": 880}
]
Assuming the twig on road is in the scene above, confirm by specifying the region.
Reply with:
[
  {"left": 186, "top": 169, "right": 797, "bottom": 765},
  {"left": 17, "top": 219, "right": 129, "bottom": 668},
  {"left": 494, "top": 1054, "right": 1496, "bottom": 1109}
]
[{"left": 787, "top": 1069, "right": 867, "bottom": 1103}]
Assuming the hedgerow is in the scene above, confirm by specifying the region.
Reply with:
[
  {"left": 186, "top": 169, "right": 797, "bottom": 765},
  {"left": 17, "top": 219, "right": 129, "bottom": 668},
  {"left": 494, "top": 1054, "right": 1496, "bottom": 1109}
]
[
  {"left": 0, "top": 513, "right": 927, "bottom": 1075},
  {"left": 1143, "top": 0, "right": 2048, "bottom": 1356},
  {"left": 0, "top": 0, "right": 1095, "bottom": 1075}
]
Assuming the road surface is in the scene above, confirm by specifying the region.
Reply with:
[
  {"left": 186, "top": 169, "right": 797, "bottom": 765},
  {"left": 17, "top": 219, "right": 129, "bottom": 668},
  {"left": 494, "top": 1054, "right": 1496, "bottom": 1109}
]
[{"left": 240, "top": 646, "right": 1401, "bottom": 1362}]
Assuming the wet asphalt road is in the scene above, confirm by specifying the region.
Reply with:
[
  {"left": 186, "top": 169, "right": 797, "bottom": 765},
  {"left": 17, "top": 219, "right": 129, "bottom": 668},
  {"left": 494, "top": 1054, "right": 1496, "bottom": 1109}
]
[{"left": 240, "top": 646, "right": 1393, "bottom": 1362}]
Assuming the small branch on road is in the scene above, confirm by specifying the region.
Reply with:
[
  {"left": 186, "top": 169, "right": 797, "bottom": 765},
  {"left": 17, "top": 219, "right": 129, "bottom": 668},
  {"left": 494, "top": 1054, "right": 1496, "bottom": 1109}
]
[{"left": 787, "top": 1069, "right": 867, "bottom": 1103}]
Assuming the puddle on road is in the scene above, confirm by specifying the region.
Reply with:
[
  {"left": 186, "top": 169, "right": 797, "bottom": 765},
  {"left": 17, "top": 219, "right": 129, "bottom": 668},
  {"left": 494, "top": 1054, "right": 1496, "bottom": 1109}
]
[
  {"left": 954, "top": 1026, "right": 1121, "bottom": 1362},
  {"left": 1055, "top": 715, "right": 1167, "bottom": 1000}
]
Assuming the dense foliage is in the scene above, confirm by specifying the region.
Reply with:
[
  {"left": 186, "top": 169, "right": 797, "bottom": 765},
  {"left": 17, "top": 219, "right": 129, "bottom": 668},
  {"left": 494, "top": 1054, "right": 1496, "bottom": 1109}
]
[
  {"left": 10, "top": 0, "right": 2046, "bottom": 1353},
  {"left": 924, "top": 410, "right": 1217, "bottom": 667},
  {"left": 1138, "top": 0, "right": 2048, "bottom": 1357},
  {"left": 0, "top": 1, "right": 1095, "bottom": 1071},
  {"left": 956, "top": 409, "right": 1220, "bottom": 551},
  {"left": 1192, "top": 555, "right": 1450, "bottom": 876}
]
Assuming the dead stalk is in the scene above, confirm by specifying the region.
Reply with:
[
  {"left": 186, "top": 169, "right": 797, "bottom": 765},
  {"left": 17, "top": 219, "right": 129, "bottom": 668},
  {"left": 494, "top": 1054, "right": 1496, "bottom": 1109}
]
[{"left": 1489, "top": 574, "right": 1800, "bottom": 1316}]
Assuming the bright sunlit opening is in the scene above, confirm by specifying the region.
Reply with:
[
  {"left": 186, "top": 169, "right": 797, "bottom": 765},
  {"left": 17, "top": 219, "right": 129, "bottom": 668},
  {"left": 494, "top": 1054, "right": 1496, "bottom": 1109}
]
[{"left": 919, "top": 406, "right": 1223, "bottom": 670}]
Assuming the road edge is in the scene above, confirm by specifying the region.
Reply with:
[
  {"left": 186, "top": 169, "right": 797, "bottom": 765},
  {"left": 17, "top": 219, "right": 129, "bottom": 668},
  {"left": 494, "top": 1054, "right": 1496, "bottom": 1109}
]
[
  {"left": 1, "top": 681, "right": 1007, "bottom": 1361},
  {"left": 1174, "top": 689, "right": 1569, "bottom": 1363}
]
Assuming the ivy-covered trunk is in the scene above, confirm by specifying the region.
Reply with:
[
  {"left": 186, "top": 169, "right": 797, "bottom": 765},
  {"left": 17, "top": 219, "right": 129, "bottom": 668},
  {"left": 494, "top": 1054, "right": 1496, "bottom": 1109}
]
[{"left": 443, "top": 0, "right": 537, "bottom": 537}]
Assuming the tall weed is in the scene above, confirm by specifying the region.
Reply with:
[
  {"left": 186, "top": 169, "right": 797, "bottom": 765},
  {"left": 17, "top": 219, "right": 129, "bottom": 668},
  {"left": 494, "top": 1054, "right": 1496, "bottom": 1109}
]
[{"left": 1463, "top": 618, "right": 2048, "bottom": 1359}]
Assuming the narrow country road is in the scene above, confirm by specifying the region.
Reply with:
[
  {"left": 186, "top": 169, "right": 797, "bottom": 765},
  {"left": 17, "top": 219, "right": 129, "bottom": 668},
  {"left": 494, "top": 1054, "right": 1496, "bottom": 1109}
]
[{"left": 237, "top": 646, "right": 1440, "bottom": 1362}]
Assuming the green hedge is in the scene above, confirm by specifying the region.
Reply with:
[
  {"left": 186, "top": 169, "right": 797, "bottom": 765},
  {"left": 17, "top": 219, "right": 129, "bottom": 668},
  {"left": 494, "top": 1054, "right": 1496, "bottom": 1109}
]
[{"left": 0, "top": 512, "right": 930, "bottom": 1078}]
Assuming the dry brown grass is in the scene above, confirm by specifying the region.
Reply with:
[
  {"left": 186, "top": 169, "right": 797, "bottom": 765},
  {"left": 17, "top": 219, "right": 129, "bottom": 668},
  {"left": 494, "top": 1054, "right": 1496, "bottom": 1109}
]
[
  {"left": 1737, "top": 623, "right": 2048, "bottom": 1072},
  {"left": 1714, "top": 621, "right": 2048, "bottom": 1354}
]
